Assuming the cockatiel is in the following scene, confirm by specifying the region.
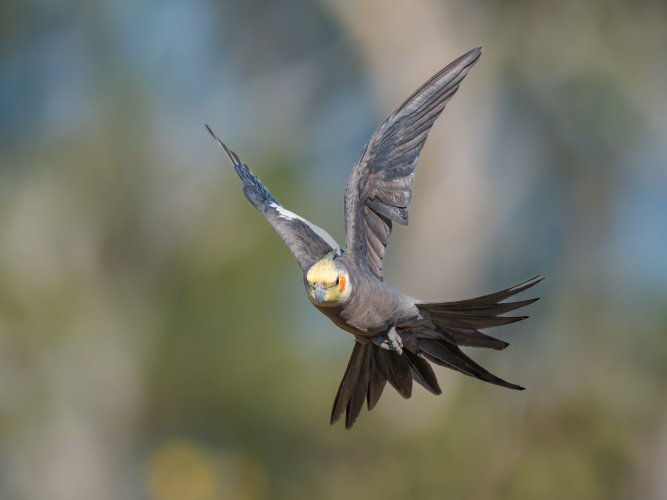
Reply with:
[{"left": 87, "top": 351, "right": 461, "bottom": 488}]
[{"left": 207, "top": 47, "right": 542, "bottom": 429}]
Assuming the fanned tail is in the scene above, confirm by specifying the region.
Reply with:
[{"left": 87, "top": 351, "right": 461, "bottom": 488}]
[
  {"left": 331, "top": 342, "right": 441, "bottom": 429},
  {"left": 331, "top": 276, "right": 542, "bottom": 429},
  {"left": 418, "top": 275, "right": 543, "bottom": 351}
]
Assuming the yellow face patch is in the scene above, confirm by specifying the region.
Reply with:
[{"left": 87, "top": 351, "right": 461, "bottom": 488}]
[
  {"left": 306, "top": 257, "right": 339, "bottom": 287},
  {"left": 306, "top": 255, "right": 352, "bottom": 307}
]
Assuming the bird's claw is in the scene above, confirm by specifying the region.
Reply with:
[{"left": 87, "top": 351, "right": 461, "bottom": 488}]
[{"left": 372, "top": 328, "right": 403, "bottom": 355}]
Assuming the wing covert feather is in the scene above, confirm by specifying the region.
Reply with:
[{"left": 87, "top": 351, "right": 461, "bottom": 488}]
[{"left": 207, "top": 126, "right": 338, "bottom": 271}]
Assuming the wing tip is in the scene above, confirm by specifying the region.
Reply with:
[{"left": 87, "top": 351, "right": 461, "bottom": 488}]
[
  {"left": 459, "top": 46, "right": 482, "bottom": 67},
  {"left": 204, "top": 123, "right": 242, "bottom": 166}
]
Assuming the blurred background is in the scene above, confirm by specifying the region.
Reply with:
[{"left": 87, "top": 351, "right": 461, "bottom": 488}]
[{"left": 1, "top": 0, "right": 666, "bottom": 498}]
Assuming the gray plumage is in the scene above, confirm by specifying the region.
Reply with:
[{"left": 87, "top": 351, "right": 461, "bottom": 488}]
[
  {"left": 344, "top": 47, "right": 481, "bottom": 279},
  {"left": 205, "top": 132, "right": 338, "bottom": 271},
  {"left": 208, "top": 47, "right": 542, "bottom": 429}
]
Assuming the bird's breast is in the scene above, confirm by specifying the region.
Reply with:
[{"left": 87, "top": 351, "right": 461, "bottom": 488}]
[{"left": 314, "top": 277, "right": 401, "bottom": 338}]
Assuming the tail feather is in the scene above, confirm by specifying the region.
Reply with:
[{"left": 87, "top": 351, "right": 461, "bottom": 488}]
[
  {"left": 419, "top": 276, "right": 543, "bottom": 350},
  {"left": 331, "top": 343, "right": 414, "bottom": 429},
  {"left": 426, "top": 313, "right": 528, "bottom": 329},
  {"left": 331, "top": 276, "right": 542, "bottom": 428},
  {"left": 367, "top": 348, "right": 388, "bottom": 410},
  {"left": 404, "top": 350, "right": 441, "bottom": 395},
  {"left": 330, "top": 342, "right": 368, "bottom": 428},
  {"left": 383, "top": 350, "right": 413, "bottom": 399},
  {"left": 346, "top": 343, "right": 372, "bottom": 429},
  {"left": 427, "top": 275, "right": 543, "bottom": 308},
  {"left": 425, "top": 297, "right": 539, "bottom": 316},
  {"left": 437, "top": 326, "right": 510, "bottom": 350},
  {"left": 418, "top": 338, "right": 524, "bottom": 390}
]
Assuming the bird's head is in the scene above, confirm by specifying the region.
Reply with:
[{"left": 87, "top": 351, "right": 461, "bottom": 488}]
[{"left": 306, "top": 251, "right": 351, "bottom": 307}]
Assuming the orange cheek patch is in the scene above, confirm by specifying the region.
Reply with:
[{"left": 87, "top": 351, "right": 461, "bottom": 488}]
[{"left": 339, "top": 275, "right": 346, "bottom": 293}]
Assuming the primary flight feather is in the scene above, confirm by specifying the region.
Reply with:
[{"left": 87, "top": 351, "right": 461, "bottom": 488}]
[{"left": 207, "top": 47, "right": 542, "bottom": 429}]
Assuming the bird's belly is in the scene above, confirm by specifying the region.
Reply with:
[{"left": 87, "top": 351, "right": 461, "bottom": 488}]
[{"left": 315, "top": 296, "right": 396, "bottom": 339}]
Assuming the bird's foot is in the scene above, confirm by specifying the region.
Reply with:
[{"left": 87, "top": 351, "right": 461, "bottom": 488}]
[{"left": 372, "top": 328, "right": 403, "bottom": 355}]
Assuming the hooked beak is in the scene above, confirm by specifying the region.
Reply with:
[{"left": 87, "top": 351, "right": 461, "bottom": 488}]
[{"left": 312, "top": 284, "right": 327, "bottom": 305}]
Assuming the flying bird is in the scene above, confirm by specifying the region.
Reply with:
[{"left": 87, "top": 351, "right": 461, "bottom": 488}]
[{"left": 207, "top": 47, "right": 542, "bottom": 429}]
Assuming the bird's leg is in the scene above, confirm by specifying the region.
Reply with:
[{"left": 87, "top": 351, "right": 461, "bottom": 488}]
[{"left": 372, "top": 327, "right": 403, "bottom": 355}]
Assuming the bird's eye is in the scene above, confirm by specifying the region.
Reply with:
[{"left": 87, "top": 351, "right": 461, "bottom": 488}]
[{"left": 334, "top": 277, "right": 340, "bottom": 286}]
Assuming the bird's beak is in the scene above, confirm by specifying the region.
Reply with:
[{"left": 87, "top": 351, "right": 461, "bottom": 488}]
[{"left": 312, "top": 284, "right": 328, "bottom": 305}]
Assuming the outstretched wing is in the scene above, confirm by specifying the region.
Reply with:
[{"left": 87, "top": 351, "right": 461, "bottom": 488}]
[
  {"left": 344, "top": 48, "right": 481, "bottom": 279},
  {"left": 207, "top": 125, "right": 339, "bottom": 271}
]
